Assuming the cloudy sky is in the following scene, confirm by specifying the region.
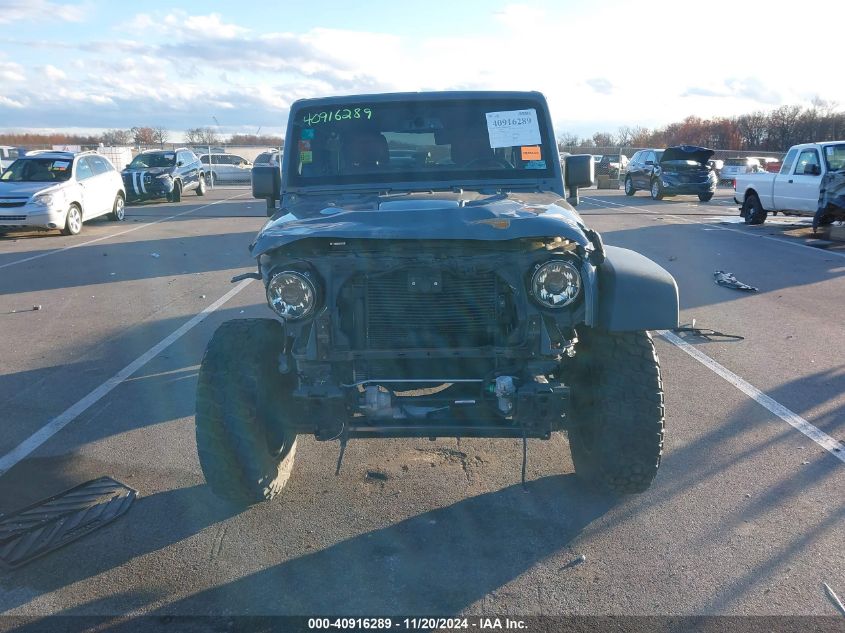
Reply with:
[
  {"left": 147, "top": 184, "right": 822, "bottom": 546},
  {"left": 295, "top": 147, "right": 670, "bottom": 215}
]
[{"left": 1, "top": 0, "right": 843, "bottom": 140}]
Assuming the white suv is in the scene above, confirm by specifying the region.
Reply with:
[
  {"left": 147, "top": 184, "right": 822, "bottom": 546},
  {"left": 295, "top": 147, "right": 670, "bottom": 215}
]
[{"left": 0, "top": 150, "right": 126, "bottom": 236}]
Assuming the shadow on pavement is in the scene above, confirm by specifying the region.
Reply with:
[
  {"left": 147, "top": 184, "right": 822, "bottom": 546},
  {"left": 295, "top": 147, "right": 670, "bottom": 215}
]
[{"left": 6, "top": 474, "right": 617, "bottom": 618}]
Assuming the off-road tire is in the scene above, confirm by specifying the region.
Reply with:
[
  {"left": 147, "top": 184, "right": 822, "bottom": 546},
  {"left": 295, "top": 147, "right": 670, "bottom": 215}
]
[
  {"left": 568, "top": 329, "right": 664, "bottom": 494},
  {"left": 195, "top": 318, "right": 298, "bottom": 506},
  {"left": 650, "top": 179, "right": 664, "bottom": 201},
  {"left": 742, "top": 193, "right": 767, "bottom": 225},
  {"left": 698, "top": 192, "right": 714, "bottom": 202},
  {"left": 108, "top": 193, "right": 125, "bottom": 221},
  {"left": 624, "top": 176, "right": 635, "bottom": 196},
  {"left": 196, "top": 174, "right": 206, "bottom": 196}
]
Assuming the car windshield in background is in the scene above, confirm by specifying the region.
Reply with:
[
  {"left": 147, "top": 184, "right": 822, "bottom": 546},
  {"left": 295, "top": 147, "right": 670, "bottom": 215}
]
[
  {"left": 0, "top": 158, "right": 73, "bottom": 182},
  {"left": 288, "top": 98, "right": 555, "bottom": 187},
  {"left": 128, "top": 153, "right": 176, "bottom": 169},
  {"left": 824, "top": 144, "right": 845, "bottom": 171}
]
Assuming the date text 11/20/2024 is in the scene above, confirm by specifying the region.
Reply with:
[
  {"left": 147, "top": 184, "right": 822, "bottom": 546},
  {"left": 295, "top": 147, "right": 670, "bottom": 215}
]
[{"left": 307, "top": 618, "right": 528, "bottom": 630}]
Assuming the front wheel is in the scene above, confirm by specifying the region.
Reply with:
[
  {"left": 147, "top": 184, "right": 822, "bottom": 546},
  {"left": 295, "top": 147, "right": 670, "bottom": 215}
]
[
  {"left": 698, "top": 192, "right": 714, "bottom": 202},
  {"left": 624, "top": 176, "right": 635, "bottom": 196},
  {"left": 61, "top": 204, "right": 83, "bottom": 235},
  {"left": 568, "top": 329, "right": 665, "bottom": 494},
  {"left": 169, "top": 180, "right": 182, "bottom": 203},
  {"left": 650, "top": 179, "right": 664, "bottom": 201},
  {"left": 196, "top": 174, "right": 206, "bottom": 196},
  {"left": 742, "top": 193, "right": 767, "bottom": 225},
  {"left": 195, "top": 319, "right": 298, "bottom": 506},
  {"left": 109, "top": 193, "right": 125, "bottom": 221}
]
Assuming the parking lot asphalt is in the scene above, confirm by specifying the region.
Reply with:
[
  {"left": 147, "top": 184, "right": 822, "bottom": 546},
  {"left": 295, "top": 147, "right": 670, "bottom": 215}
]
[{"left": 0, "top": 188, "right": 843, "bottom": 618}]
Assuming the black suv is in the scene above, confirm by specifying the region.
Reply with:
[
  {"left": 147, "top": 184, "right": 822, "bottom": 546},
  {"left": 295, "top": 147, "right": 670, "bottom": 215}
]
[
  {"left": 625, "top": 146, "right": 717, "bottom": 201},
  {"left": 122, "top": 148, "right": 206, "bottom": 202},
  {"left": 199, "top": 91, "right": 679, "bottom": 505}
]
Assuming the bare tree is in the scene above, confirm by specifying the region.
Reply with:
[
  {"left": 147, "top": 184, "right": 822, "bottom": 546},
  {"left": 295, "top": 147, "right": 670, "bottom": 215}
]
[
  {"left": 767, "top": 105, "right": 802, "bottom": 150},
  {"left": 557, "top": 132, "right": 579, "bottom": 149},
  {"left": 616, "top": 126, "right": 633, "bottom": 147},
  {"left": 131, "top": 126, "right": 156, "bottom": 146},
  {"left": 592, "top": 132, "right": 616, "bottom": 147},
  {"left": 152, "top": 126, "right": 169, "bottom": 148},
  {"left": 184, "top": 126, "right": 219, "bottom": 146},
  {"left": 101, "top": 129, "right": 132, "bottom": 146},
  {"left": 735, "top": 111, "right": 768, "bottom": 149}
]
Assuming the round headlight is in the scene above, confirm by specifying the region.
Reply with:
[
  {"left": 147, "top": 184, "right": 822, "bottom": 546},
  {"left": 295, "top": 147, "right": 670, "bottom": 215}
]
[
  {"left": 531, "top": 260, "right": 581, "bottom": 308},
  {"left": 266, "top": 271, "right": 317, "bottom": 320}
]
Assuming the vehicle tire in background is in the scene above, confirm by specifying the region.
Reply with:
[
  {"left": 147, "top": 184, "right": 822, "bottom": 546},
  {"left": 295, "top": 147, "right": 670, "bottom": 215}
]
[
  {"left": 169, "top": 180, "right": 182, "bottom": 203},
  {"left": 196, "top": 175, "right": 206, "bottom": 196},
  {"left": 568, "top": 328, "right": 664, "bottom": 494},
  {"left": 266, "top": 198, "right": 276, "bottom": 216},
  {"left": 698, "top": 192, "right": 714, "bottom": 202},
  {"left": 108, "top": 193, "right": 125, "bottom": 221},
  {"left": 195, "top": 319, "right": 298, "bottom": 506},
  {"left": 742, "top": 193, "right": 767, "bottom": 224},
  {"left": 206, "top": 172, "right": 216, "bottom": 187},
  {"left": 650, "top": 179, "right": 664, "bottom": 201},
  {"left": 61, "top": 203, "right": 83, "bottom": 235},
  {"left": 624, "top": 176, "right": 635, "bottom": 196}
]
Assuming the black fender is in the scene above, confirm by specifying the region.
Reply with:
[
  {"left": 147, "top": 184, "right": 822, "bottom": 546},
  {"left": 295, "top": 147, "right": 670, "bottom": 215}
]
[{"left": 596, "top": 245, "right": 678, "bottom": 332}]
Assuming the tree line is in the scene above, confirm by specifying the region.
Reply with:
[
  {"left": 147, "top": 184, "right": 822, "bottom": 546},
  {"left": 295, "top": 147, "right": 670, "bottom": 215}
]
[
  {"left": 0, "top": 126, "right": 284, "bottom": 148},
  {"left": 558, "top": 100, "right": 845, "bottom": 152}
]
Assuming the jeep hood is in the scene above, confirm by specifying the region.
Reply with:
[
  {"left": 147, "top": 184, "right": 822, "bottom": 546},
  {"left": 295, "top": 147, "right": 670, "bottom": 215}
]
[
  {"left": 660, "top": 145, "right": 715, "bottom": 164},
  {"left": 250, "top": 192, "right": 590, "bottom": 258}
]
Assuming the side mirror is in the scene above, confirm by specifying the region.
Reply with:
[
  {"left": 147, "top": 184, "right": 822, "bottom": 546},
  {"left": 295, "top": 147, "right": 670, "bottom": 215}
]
[
  {"left": 176, "top": 160, "right": 184, "bottom": 167},
  {"left": 563, "top": 154, "right": 594, "bottom": 206},
  {"left": 808, "top": 164, "right": 821, "bottom": 176}
]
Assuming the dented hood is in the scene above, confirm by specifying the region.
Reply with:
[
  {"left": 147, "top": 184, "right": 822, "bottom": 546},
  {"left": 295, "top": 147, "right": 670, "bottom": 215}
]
[
  {"left": 250, "top": 192, "right": 590, "bottom": 258},
  {"left": 660, "top": 145, "right": 715, "bottom": 164}
]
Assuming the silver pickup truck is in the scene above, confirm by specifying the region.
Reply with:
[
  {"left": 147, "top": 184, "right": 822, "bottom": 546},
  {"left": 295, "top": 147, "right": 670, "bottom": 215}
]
[{"left": 734, "top": 141, "right": 845, "bottom": 226}]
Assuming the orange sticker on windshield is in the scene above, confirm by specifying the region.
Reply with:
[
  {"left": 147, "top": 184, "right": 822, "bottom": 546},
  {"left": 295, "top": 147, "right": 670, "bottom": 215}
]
[{"left": 521, "top": 146, "right": 541, "bottom": 161}]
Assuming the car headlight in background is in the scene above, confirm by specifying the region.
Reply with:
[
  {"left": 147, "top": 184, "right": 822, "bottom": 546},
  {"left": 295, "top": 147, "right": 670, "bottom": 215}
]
[
  {"left": 266, "top": 271, "right": 317, "bottom": 320},
  {"left": 530, "top": 260, "right": 581, "bottom": 308},
  {"left": 32, "top": 191, "right": 59, "bottom": 207}
]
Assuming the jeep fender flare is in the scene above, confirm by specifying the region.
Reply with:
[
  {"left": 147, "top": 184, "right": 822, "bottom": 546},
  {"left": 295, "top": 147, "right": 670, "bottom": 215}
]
[{"left": 593, "top": 245, "right": 679, "bottom": 332}]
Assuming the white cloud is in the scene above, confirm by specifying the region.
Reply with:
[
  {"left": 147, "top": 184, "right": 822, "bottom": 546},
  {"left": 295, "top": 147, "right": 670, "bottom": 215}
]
[
  {"left": 0, "top": 96, "right": 25, "bottom": 109},
  {"left": 43, "top": 64, "right": 66, "bottom": 80},
  {"left": 0, "top": 0, "right": 84, "bottom": 24},
  {"left": 0, "top": 61, "right": 25, "bottom": 82},
  {"left": 127, "top": 10, "right": 248, "bottom": 39}
]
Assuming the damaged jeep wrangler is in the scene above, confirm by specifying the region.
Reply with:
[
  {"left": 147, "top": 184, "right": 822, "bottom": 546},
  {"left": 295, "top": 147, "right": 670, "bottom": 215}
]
[{"left": 195, "top": 91, "right": 679, "bottom": 504}]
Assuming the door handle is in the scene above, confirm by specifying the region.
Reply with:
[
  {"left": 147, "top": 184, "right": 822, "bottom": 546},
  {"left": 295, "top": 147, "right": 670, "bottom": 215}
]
[{"left": 788, "top": 179, "right": 793, "bottom": 183}]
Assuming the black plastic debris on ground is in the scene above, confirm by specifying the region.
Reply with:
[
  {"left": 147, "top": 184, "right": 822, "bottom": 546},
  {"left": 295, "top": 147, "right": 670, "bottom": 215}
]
[
  {"left": 0, "top": 476, "right": 136, "bottom": 569},
  {"left": 714, "top": 270, "right": 759, "bottom": 292}
]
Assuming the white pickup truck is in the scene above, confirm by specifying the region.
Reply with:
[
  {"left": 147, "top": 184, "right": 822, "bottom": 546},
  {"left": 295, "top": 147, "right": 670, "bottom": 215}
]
[{"left": 734, "top": 141, "right": 845, "bottom": 225}]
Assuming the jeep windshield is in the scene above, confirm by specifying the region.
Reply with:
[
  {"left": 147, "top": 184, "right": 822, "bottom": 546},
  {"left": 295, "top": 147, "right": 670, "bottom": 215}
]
[
  {"left": 287, "top": 96, "right": 556, "bottom": 189},
  {"left": 128, "top": 153, "right": 176, "bottom": 169}
]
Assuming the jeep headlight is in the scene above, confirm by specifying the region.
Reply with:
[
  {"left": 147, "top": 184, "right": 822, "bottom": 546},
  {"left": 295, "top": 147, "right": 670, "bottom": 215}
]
[
  {"left": 156, "top": 173, "right": 171, "bottom": 180},
  {"left": 266, "top": 271, "right": 317, "bottom": 320},
  {"left": 530, "top": 260, "right": 581, "bottom": 308}
]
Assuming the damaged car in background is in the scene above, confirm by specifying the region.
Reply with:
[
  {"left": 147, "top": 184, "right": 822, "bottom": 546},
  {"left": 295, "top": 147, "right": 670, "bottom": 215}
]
[
  {"left": 121, "top": 148, "right": 206, "bottom": 203},
  {"left": 196, "top": 91, "right": 679, "bottom": 505},
  {"left": 625, "top": 145, "right": 718, "bottom": 201}
]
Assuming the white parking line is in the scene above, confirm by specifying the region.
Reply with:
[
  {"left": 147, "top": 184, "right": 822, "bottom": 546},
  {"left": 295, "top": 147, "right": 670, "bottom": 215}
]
[
  {"left": 0, "top": 193, "right": 247, "bottom": 271},
  {"left": 0, "top": 278, "right": 255, "bottom": 477},
  {"left": 581, "top": 196, "right": 845, "bottom": 260},
  {"left": 659, "top": 330, "right": 844, "bottom": 463}
]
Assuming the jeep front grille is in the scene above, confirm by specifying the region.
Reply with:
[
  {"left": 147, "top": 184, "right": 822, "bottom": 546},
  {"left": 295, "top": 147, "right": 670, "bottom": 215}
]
[{"left": 363, "top": 270, "right": 500, "bottom": 349}]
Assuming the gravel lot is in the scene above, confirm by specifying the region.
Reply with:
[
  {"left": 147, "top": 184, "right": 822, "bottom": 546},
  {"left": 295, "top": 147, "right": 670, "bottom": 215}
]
[{"left": 0, "top": 188, "right": 843, "bottom": 620}]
